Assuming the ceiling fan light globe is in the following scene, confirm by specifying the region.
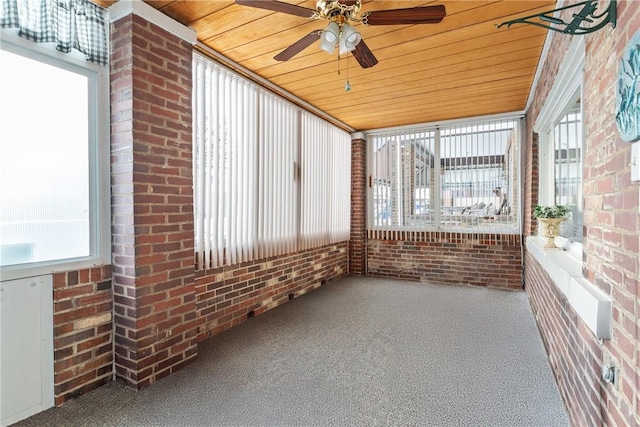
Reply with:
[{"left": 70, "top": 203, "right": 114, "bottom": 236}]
[
  {"left": 323, "top": 32, "right": 338, "bottom": 44},
  {"left": 339, "top": 23, "right": 361, "bottom": 54},
  {"left": 320, "top": 38, "right": 337, "bottom": 54},
  {"left": 344, "top": 31, "right": 361, "bottom": 47},
  {"left": 321, "top": 22, "right": 339, "bottom": 42},
  {"left": 320, "top": 22, "right": 340, "bottom": 54}
]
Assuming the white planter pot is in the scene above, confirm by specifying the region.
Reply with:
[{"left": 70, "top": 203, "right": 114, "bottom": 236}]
[{"left": 537, "top": 218, "right": 565, "bottom": 248}]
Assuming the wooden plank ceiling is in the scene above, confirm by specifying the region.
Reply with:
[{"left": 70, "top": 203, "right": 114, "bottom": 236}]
[{"left": 113, "top": 0, "right": 556, "bottom": 131}]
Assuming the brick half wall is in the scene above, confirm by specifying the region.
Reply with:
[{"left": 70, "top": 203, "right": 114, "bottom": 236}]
[
  {"left": 52, "top": 266, "right": 113, "bottom": 405},
  {"left": 195, "top": 242, "right": 348, "bottom": 340},
  {"left": 367, "top": 232, "right": 522, "bottom": 290},
  {"left": 525, "top": 252, "right": 623, "bottom": 426}
]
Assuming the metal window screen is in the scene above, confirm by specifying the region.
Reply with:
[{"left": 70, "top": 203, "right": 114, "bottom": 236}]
[
  {"left": 369, "top": 118, "right": 520, "bottom": 233},
  {"left": 371, "top": 129, "right": 436, "bottom": 230}
]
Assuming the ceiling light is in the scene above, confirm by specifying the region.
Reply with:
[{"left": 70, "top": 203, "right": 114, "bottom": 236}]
[
  {"left": 339, "top": 23, "right": 361, "bottom": 54},
  {"left": 319, "top": 22, "right": 339, "bottom": 54}
]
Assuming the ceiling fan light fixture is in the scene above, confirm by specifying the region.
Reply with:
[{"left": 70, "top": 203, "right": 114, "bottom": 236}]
[
  {"left": 320, "top": 22, "right": 340, "bottom": 53},
  {"left": 239, "top": 0, "right": 448, "bottom": 69},
  {"left": 339, "top": 23, "right": 361, "bottom": 54}
]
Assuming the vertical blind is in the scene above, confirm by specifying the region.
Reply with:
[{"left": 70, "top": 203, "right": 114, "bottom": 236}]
[
  {"left": 193, "top": 54, "right": 351, "bottom": 270},
  {"left": 193, "top": 57, "right": 258, "bottom": 268},
  {"left": 329, "top": 125, "right": 352, "bottom": 243},
  {"left": 300, "top": 113, "right": 351, "bottom": 249},
  {"left": 258, "top": 91, "right": 298, "bottom": 259}
]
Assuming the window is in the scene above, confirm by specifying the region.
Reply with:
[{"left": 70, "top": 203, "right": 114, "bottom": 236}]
[
  {"left": 193, "top": 54, "right": 351, "bottom": 270},
  {"left": 539, "top": 97, "right": 583, "bottom": 245},
  {"left": 0, "top": 38, "right": 109, "bottom": 276},
  {"left": 553, "top": 102, "right": 583, "bottom": 242},
  {"left": 368, "top": 117, "right": 520, "bottom": 233},
  {"left": 526, "top": 36, "right": 608, "bottom": 339},
  {"left": 535, "top": 36, "right": 584, "bottom": 251}
]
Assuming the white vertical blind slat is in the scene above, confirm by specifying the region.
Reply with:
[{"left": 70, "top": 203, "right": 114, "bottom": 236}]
[
  {"left": 233, "top": 78, "right": 241, "bottom": 264},
  {"left": 264, "top": 94, "right": 272, "bottom": 258},
  {"left": 194, "top": 58, "right": 204, "bottom": 270},
  {"left": 314, "top": 120, "right": 320, "bottom": 248},
  {"left": 229, "top": 75, "right": 238, "bottom": 265},
  {"left": 257, "top": 91, "right": 265, "bottom": 260},
  {"left": 240, "top": 83, "right": 248, "bottom": 263},
  {"left": 269, "top": 95, "right": 275, "bottom": 258},
  {"left": 215, "top": 65, "right": 224, "bottom": 267},
  {"left": 276, "top": 101, "right": 281, "bottom": 254}
]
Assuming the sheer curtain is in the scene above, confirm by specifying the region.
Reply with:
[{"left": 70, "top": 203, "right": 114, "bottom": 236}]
[{"left": 1, "top": 0, "right": 108, "bottom": 66}]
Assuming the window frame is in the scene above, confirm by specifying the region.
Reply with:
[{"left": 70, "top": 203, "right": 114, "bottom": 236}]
[
  {"left": 540, "top": 98, "right": 583, "bottom": 243},
  {"left": 0, "top": 31, "right": 111, "bottom": 281},
  {"left": 534, "top": 36, "right": 585, "bottom": 258},
  {"left": 365, "top": 114, "right": 523, "bottom": 235}
]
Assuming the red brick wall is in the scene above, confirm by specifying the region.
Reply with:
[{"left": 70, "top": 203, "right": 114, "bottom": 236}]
[
  {"left": 195, "top": 242, "right": 348, "bottom": 340},
  {"left": 367, "top": 232, "right": 522, "bottom": 290},
  {"left": 524, "top": 1, "right": 640, "bottom": 425},
  {"left": 110, "top": 14, "right": 197, "bottom": 389},
  {"left": 350, "top": 137, "right": 367, "bottom": 275},
  {"left": 52, "top": 266, "right": 112, "bottom": 405},
  {"left": 525, "top": 253, "right": 605, "bottom": 425}
]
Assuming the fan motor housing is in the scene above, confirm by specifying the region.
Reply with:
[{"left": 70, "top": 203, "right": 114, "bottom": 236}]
[{"left": 316, "top": 0, "right": 361, "bottom": 20}]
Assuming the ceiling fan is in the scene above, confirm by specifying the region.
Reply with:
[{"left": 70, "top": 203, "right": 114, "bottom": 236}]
[{"left": 235, "top": 0, "right": 446, "bottom": 69}]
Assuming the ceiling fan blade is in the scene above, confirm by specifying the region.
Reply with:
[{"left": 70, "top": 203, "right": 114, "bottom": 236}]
[
  {"left": 235, "top": 0, "right": 316, "bottom": 18},
  {"left": 362, "top": 5, "right": 446, "bottom": 25},
  {"left": 274, "top": 31, "right": 322, "bottom": 61},
  {"left": 352, "top": 40, "right": 378, "bottom": 69}
]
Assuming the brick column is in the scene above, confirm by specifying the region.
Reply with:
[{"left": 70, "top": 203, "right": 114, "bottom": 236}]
[
  {"left": 350, "top": 135, "right": 367, "bottom": 274},
  {"left": 110, "top": 9, "right": 197, "bottom": 388}
]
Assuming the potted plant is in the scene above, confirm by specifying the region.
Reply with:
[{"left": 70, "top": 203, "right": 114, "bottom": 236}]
[{"left": 533, "top": 205, "right": 570, "bottom": 248}]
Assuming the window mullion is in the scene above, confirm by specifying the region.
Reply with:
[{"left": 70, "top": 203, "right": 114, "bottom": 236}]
[{"left": 434, "top": 128, "right": 442, "bottom": 229}]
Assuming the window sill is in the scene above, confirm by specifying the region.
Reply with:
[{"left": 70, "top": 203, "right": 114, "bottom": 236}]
[
  {"left": 0, "top": 257, "right": 110, "bottom": 282},
  {"left": 526, "top": 236, "right": 611, "bottom": 339}
]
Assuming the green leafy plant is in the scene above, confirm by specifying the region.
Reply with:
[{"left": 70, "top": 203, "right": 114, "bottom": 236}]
[{"left": 533, "top": 205, "right": 570, "bottom": 219}]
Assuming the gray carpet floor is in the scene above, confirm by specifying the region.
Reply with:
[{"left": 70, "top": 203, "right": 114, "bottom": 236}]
[{"left": 17, "top": 276, "right": 568, "bottom": 427}]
